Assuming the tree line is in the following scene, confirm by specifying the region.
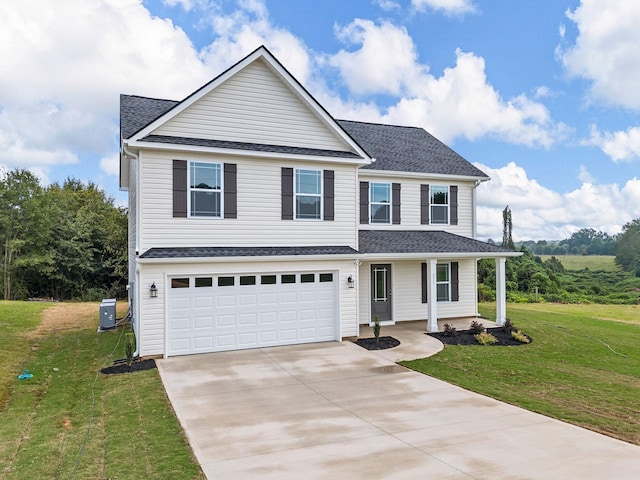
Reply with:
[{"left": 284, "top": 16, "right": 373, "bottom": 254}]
[
  {"left": 479, "top": 220, "right": 640, "bottom": 304},
  {"left": 0, "top": 168, "right": 127, "bottom": 301}
]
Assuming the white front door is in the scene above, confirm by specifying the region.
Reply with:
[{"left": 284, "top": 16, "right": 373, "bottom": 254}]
[{"left": 168, "top": 271, "right": 338, "bottom": 356}]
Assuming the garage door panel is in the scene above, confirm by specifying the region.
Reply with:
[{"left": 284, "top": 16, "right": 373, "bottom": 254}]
[
  {"left": 216, "top": 314, "right": 236, "bottom": 327},
  {"left": 260, "top": 312, "right": 278, "bottom": 324},
  {"left": 168, "top": 271, "right": 337, "bottom": 355},
  {"left": 217, "top": 295, "right": 236, "bottom": 307},
  {"left": 194, "top": 316, "right": 214, "bottom": 329}
]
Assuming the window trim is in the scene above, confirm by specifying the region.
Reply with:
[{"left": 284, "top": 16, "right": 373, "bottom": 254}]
[
  {"left": 430, "top": 185, "right": 450, "bottom": 225},
  {"left": 436, "top": 263, "right": 451, "bottom": 302},
  {"left": 187, "top": 160, "right": 224, "bottom": 219},
  {"left": 369, "top": 182, "right": 392, "bottom": 225},
  {"left": 294, "top": 168, "right": 323, "bottom": 221}
]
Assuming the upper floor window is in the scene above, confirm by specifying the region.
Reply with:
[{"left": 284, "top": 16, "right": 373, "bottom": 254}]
[
  {"left": 430, "top": 185, "right": 449, "bottom": 224},
  {"left": 295, "top": 169, "right": 322, "bottom": 220},
  {"left": 189, "top": 162, "right": 222, "bottom": 217},
  {"left": 370, "top": 183, "right": 391, "bottom": 224}
]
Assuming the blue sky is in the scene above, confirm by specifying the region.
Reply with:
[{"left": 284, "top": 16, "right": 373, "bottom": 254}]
[{"left": 1, "top": 0, "right": 639, "bottom": 240}]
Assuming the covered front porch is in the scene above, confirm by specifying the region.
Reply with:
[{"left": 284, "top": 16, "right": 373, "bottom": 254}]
[{"left": 357, "top": 230, "right": 522, "bottom": 332}]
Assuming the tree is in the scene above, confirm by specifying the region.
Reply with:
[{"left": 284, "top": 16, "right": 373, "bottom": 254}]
[
  {"left": 615, "top": 219, "right": 640, "bottom": 276},
  {"left": 0, "top": 169, "right": 43, "bottom": 299},
  {"left": 502, "top": 206, "right": 515, "bottom": 250}
]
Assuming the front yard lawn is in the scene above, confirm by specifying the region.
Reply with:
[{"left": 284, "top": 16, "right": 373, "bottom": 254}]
[
  {"left": 401, "top": 303, "right": 640, "bottom": 445},
  {"left": 0, "top": 301, "right": 204, "bottom": 480}
]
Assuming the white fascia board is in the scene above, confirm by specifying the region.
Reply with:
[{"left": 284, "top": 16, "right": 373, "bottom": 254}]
[
  {"left": 137, "top": 251, "right": 520, "bottom": 265},
  {"left": 129, "top": 140, "right": 369, "bottom": 166},
  {"left": 359, "top": 169, "right": 490, "bottom": 183},
  {"left": 358, "top": 251, "right": 522, "bottom": 261},
  {"left": 137, "top": 254, "right": 360, "bottom": 265}
]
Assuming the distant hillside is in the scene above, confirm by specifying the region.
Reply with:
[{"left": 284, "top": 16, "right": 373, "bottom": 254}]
[{"left": 538, "top": 255, "right": 619, "bottom": 272}]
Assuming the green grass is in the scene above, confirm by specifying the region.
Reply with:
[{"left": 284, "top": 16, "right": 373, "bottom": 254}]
[
  {"left": 401, "top": 302, "right": 640, "bottom": 445},
  {"left": 0, "top": 302, "right": 205, "bottom": 480},
  {"left": 0, "top": 301, "right": 50, "bottom": 409},
  {"left": 539, "top": 254, "right": 619, "bottom": 271}
]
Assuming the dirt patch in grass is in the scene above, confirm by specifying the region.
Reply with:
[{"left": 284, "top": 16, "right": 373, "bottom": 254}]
[{"left": 28, "top": 302, "right": 100, "bottom": 338}]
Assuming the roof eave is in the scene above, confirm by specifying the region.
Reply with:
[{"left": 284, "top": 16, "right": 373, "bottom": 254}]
[
  {"left": 359, "top": 169, "right": 490, "bottom": 182},
  {"left": 127, "top": 139, "right": 369, "bottom": 165}
]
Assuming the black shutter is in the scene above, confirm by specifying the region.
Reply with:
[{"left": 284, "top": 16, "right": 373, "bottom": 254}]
[
  {"left": 224, "top": 163, "right": 237, "bottom": 219},
  {"left": 323, "top": 170, "right": 334, "bottom": 221},
  {"left": 420, "top": 184, "right": 429, "bottom": 224},
  {"left": 451, "top": 262, "right": 459, "bottom": 301},
  {"left": 450, "top": 185, "right": 458, "bottom": 225},
  {"left": 281, "top": 167, "right": 293, "bottom": 220},
  {"left": 392, "top": 183, "right": 401, "bottom": 225},
  {"left": 360, "top": 181, "right": 369, "bottom": 224},
  {"left": 421, "top": 262, "right": 428, "bottom": 303},
  {"left": 173, "top": 160, "right": 187, "bottom": 218}
]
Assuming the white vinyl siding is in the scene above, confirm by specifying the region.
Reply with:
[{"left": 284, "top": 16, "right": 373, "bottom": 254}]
[
  {"left": 137, "top": 151, "right": 358, "bottom": 251},
  {"left": 358, "top": 259, "right": 477, "bottom": 325},
  {"left": 137, "top": 259, "right": 357, "bottom": 357},
  {"left": 358, "top": 174, "right": 474, "bottom": 237},
  {"left": 152, "top": 59, "right": 350, "bottom": 152}
]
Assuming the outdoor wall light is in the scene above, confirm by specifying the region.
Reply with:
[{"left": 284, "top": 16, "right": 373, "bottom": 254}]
[
  {"left": 149, "top": 282, "right": 158, "bottom": 298},
  {"left": 347, "top": 275, "right": 355, "bottom": 288}
]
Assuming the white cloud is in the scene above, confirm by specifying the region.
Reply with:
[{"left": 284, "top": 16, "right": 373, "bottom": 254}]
[
  {"left": 412, "top": 0, "right": 476, "bottom": 15},
  {"left": 330, "top": 20, "right": 426, "bottom": 96},
  {"left": 198, "top": 0, "right": 311, "bottom": 84},
  {"left": 100, "top": 153, "right": 120, "bottom": 177},
  {"left": 588, "top": 125, "right": 640, "bottom": 162},
  {"left": 374, "top": 0, "right": 401, "bottom": 11},
  {"left": 0, "top": 0, "right": 211, "bottom": 180},
  {"left": 561, "top": 1, "right": 640, "bottom": 109},
  {"left": 328, "top": 22, "right": 566, "bottom": 147},
  {"left": 475, "top": 162, "right": 640, "bottom": 240},
  {"left": 578, "top": 165, "right": 594, "bottom": 184}
]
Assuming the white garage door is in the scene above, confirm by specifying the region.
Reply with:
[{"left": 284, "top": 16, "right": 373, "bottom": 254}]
[{"left": 168, "top": 271, "right": 338, "bottom": 356}]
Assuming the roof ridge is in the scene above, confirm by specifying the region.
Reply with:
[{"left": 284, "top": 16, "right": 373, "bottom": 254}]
[
  {"left": 121, "top": 93, "right": 178, "bottom": 102},
  {"left": 337, "top": 119, "right": 424, "bottom": 130}
]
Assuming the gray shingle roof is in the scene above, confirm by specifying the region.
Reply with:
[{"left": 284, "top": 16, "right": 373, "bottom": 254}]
[
  {"left": 120, "top": 94, "right": 178, "bottom": 139},
  {"left": 337, "top": 120, "right": 488, "bottom": 178},
  {"left": 120, "top": 96, "right": 487, "bottom": 177},
  {"left": 358, "top": 230, "right": 513, "bottom": 255},
  {"left": 139, "top": 246, "right": 359, "bottom": 259}
]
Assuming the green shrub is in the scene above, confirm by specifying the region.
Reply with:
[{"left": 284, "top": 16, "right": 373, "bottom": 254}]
[
  {"left": 511, "top": 330, "right": 531, "bottom": 344},
  {"left": 475, "top": 332, "right": 498, "bottom": 345},
  {"left": 373, "top": 315, "right": 380, "bottom": 343},
  {"left": 125, "top": 331, "right": 136, "bottom": 366},
  {"left": 469, "top": 320, "right": 485, "bottom": 334},
  {"left": 442, "top": 323, "right": 457, "bottom": 337}
]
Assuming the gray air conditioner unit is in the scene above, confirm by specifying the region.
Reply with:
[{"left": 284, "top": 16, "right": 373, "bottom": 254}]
[{"left": 99, "top": 298, "right": 117, "bottom": 330}]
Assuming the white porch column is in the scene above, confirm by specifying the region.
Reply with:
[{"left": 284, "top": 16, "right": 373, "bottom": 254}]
[
  {"left": 495, "top": 257, "right": 506, "bottom": 326},
  {"left": 427, "top": 258, "right": 438, "bottom": 332}
]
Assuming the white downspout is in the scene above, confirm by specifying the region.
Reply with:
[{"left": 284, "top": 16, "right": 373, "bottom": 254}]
[{"left": 123, "top": 142, "right": 141, "bottom": 358}]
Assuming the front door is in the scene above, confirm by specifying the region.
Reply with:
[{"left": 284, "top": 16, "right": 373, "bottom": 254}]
[{"left": 371, "top": 264, "right": 392, "bottom": 323}]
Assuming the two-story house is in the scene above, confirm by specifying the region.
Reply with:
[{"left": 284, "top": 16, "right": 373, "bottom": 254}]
[{"left": 120, "top": 46, "right": 518, "bottom": 358}]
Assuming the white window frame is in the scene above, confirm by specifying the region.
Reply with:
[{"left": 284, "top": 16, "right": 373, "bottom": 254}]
[
  {"left": 430, "top": 185, "right": 449, "bottom": 225},
  {"left": 370, "top": 182, "right": 391, "bottom": 224},
  {"left": 436, "top": 263, "right": 451, "bottom": 302},
  {"left": 188, "top": 160, "right": 224, "bottom": 218},
  {"left": 294, "top": 168, "right": 323, "bottom": 221}
]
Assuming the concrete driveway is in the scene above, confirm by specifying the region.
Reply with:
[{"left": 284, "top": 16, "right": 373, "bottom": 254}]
[{"left": 157, "top": 325, "right": 640, "bottom": 479}]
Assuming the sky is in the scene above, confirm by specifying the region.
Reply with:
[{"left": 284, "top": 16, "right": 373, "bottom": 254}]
[{"left": 1, "top": 0, "right": 639, "bottom": 241}]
